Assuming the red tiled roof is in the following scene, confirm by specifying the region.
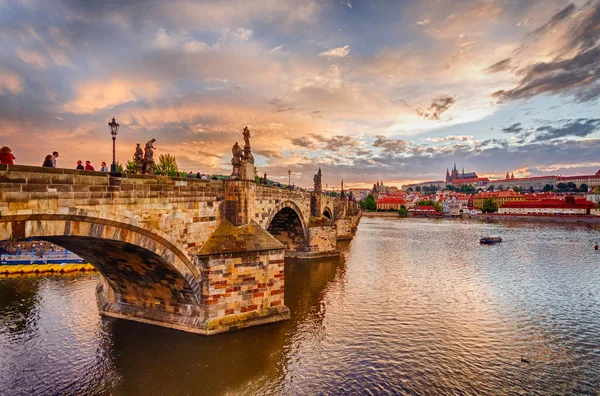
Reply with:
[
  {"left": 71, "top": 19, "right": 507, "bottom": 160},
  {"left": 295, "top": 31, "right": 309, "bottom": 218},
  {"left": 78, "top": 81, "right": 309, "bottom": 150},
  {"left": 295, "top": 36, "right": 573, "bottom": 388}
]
[
  {"left": 376, "top": 196, "right": 406, "bottom": 204},
  {"left": 416, "top": 205, "right": 438, "bottom": 211}
]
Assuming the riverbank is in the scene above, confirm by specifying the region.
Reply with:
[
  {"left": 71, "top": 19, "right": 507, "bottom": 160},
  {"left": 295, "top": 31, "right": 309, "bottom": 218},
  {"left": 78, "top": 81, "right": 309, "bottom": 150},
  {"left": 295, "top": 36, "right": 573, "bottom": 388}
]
[
  {"left": 361, "top": 211, "right": 399, "bottom": 217},
  {"left": 362, "top": 211, "right": 600, "bottom": 224},
  {"left": 474, "top": 214, "right": 600, "bottom": 224}
]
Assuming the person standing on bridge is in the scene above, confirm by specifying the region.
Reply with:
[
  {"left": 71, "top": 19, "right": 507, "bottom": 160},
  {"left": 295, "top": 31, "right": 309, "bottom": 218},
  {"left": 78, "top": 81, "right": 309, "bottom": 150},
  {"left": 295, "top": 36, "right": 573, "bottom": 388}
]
[
  {"left": 76, "top": 160, "right": 84, "bottom": 170},
  {"left": 51, "top": 151, "right": 59, "bottom": 167},
  {"left": 100, "top": 162, "right": 109, "bottom": 172},
  {"left": 0, "top": 147, "right": 15, "bottom": 165},
  {"left": 42, "top": 155, "right": 53, "bottom": 167},
  {"left": 84, "top": 161, "right": 95, "bottom": 171}
]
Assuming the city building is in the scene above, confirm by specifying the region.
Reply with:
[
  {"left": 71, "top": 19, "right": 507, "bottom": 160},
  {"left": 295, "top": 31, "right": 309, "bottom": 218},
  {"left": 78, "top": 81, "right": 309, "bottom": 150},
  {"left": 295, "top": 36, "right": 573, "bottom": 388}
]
[
  {"left": 401, "top": 180, "right": 445, "bottom": 191},
  {"left": 472, "top": 191, "right": 526, "bottom": 209},
  {"left": 556, "top": 170, "right": 600, "bottom": 189},
  {"left": 409, "top": 205, "right": 442, "bottom": 216},
  {"left": 489, "top": 174, "right": 558, "bottom": 192},
  {"left": 445, "top": 164, "right": 489, "bottom": 187},
  {"left": 498, "top": 196, "right": 595, "bottom": 215},
  {"left": 376, "top": 196, "right": 406, "bottom": 211}
]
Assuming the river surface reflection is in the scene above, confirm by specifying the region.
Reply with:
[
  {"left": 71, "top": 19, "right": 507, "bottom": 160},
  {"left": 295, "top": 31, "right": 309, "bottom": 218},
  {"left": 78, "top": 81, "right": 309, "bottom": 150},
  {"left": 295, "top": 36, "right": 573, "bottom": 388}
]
[{"left": 2, "top": 218, "right": 600, "bottom": 394}]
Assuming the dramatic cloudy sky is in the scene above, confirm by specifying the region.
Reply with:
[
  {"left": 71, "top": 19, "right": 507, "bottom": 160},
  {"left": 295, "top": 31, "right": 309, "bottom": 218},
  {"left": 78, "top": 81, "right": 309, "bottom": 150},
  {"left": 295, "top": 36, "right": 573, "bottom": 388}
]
[{"left": 2, "top": 0, "right": 600, "bottom": 187}]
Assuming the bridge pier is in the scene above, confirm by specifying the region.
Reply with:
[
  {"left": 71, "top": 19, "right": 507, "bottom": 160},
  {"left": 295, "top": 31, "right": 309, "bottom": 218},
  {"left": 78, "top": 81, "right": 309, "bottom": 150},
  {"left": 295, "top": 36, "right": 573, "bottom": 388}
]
[{"left": 193, "top": 220, "right": 290, "bottom": 334}]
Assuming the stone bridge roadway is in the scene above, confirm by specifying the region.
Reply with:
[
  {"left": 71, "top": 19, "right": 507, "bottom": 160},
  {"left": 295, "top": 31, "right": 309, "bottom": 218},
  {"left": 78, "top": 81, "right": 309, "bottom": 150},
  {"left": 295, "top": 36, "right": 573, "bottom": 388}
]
[{"left": 0, "top": 165, "right": 361, "bottom": 335}]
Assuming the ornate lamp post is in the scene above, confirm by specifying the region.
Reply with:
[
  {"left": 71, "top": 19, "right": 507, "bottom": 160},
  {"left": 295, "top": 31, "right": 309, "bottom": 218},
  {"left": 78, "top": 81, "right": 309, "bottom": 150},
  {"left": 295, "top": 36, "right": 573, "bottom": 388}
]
[
  {"left": 288, "top": 169, "right": 291, "bottom": 186},
  {"left": 108, "top": 117, "right": 120, "bottom": 173}
]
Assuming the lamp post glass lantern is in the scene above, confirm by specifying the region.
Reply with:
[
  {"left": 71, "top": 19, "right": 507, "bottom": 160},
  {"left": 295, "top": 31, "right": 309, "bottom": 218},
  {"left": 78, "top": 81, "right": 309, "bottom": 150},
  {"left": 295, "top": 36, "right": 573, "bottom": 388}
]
[{"left": 108, "top": 117, "right": 120, "bottom": 172}]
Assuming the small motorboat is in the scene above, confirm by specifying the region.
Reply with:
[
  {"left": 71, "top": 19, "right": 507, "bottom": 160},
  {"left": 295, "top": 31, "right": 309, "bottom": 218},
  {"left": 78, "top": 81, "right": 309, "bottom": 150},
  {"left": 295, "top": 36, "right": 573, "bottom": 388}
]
[{"left": 480, "top": 236, "right": 502, "bottom": 244}]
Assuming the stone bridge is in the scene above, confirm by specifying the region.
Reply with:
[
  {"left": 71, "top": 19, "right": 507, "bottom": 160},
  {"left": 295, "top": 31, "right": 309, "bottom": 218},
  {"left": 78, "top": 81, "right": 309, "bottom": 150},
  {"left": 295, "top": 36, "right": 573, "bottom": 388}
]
[{"left": 0, "top": 164, "right": 361, "bottom": 335}]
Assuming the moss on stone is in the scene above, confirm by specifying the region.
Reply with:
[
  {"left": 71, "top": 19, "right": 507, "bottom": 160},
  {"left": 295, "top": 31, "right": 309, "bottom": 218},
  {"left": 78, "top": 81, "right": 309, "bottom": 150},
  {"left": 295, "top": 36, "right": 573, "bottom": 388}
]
[{"left": 196, "top": 219, "right": 284, "bottom": 256}]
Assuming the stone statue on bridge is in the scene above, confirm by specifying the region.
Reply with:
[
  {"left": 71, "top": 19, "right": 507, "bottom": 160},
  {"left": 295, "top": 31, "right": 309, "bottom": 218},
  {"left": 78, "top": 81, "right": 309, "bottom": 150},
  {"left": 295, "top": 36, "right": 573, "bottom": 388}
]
[
  {"left": 143, "top": 138, "right": 156, "bottom": 175},
  {"left": 231, "top": 142, "right": 243, "bottom": 179},
  {"left": 134, "top": 143, "right": 144, "bottom": 174},
  {"left": 313, "top": 168, "right": 322, "bottom": 193},
  {"left": 242, "top": 126, "right": 254, "bottom": 164},
  {"left": 231, "top": 127, "right": 255, "bottom": 180}
]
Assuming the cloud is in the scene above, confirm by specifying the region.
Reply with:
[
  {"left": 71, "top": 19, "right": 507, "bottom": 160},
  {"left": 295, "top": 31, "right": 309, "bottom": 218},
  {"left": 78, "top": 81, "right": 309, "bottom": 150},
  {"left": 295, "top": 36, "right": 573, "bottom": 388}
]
[
  {"left": 15, "top": 48, "right": 47, "bottom": 68},
  {"left": 526, "top": 3, "right": 576, "bottom": 40},
  {"left": 493, "top": 2, "right": 600, "bottom": 103},
  {"left": 501, "top": 123, "right": 524, "bottom": 134},
  {"left": 63, "top": 78, "right": 162, "bottom": 114},
  {"left": 427, "top": 135, "right": 472, "bottom": 143},
  {"left": 533, "top": 118, "right": 600, "bottom": 141},
  {"left": 254, "top": 149, "right": 283, "bottom": 159},
  {"left": 319, "top": 45, "right": 350, "bottom": 58},
  {"left": 290, "top": 137, "right": 316, "bottom": 149},
  {"left": 416, "top": 95, "right": 455, "bottom": 121},
  {"left": 372, "top": 135, "right": 408, "bottom": 155},
  {"left": 311, "top": 134, "right": 359, "bottom": 151},
  {"left": 0, "top": 69, "right": 23, "bottom": 94},
  {"left": 484, "top": 58, "right": 511, "bottom": 73}
]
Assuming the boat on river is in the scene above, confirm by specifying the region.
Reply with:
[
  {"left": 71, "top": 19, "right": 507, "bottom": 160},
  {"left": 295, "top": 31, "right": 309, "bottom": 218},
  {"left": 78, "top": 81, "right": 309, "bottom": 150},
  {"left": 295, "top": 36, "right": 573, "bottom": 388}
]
[
  {"left": 1, "top": 251, "right": 85, "bottom": 265},
  {"left": 480, "top": 236, "right": 503, "bottom": 244}
]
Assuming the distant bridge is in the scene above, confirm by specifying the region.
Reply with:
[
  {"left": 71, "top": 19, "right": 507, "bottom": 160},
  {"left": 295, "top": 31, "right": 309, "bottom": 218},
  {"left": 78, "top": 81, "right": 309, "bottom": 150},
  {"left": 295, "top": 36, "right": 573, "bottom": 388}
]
[{"left": 0, "top": 165, "right": 360, "bottom": 334}]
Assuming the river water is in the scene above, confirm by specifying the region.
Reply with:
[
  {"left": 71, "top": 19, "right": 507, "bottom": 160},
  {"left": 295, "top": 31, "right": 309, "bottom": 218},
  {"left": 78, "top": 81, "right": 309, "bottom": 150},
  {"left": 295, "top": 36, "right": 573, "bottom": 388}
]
[{"left": 1, "top": 217, "right": 600, "bottom": 395}]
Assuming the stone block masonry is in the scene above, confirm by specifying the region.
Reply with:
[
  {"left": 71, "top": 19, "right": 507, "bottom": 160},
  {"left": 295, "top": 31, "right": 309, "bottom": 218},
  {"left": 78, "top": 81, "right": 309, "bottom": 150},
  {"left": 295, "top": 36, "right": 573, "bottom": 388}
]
[{"left": 0, "top": 164, "right": 360, "bottom": 334}]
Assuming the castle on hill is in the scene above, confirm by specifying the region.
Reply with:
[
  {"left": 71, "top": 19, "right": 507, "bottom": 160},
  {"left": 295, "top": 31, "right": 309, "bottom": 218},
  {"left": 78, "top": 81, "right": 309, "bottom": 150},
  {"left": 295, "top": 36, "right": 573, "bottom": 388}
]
[{"left": 445, "top": 163, "right": 478, "bottom": 184}]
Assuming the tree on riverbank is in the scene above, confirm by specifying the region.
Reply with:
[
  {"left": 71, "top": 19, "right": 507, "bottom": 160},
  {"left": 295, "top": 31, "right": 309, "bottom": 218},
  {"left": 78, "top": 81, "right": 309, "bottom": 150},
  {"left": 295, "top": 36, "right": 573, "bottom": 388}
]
[
  {"left": 417, "top": 199, "right": 443, "bottom": 213},
  {"left": 481, "top": 198, "right": 497, "bottom": 213},
  {"left": 398, "top": 204, "right": 408, "bottom": 217},
  {"left": 360, "top": 194, "right": 376, "bottom": 211}
]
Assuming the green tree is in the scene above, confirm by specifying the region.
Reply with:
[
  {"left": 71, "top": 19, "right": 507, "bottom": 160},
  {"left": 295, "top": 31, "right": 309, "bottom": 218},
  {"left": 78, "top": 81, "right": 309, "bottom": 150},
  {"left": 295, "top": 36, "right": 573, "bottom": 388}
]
[
  {"left": 407, "top": 187, "right": 413, "bottom": 192},
  {"left": 481, "top": 198, "right": 498, "bottom": 213},
  {"left": 580, "top": 183, "right": 588, "bottom": 192},
  {"left": 513, "top": 186, "right": 522, "bottom": 193},
  {"left": 543, "top": 184, "right": 554, "bottom": 192},
  {"left": 487, "top": 184, "right": 494, "bottom": 192},
  {"left": 445, "top": 184, "right": 456, "bottom": 191},
  {"left": 125, "top": 160, "right": 137, "bottom": 173},
  {"left": 154, "top": 153, "right": 179, "bottom": 176},
  {"left": 432, "top": 202, "right": 443, "bottom": 213},
  {"left": 497, "top": 184, "right": 504, "bottom": 191},
  {"left": 415, "top": 186, "right": 421, "bottom": 192},
  {"left": 398, "top": 204, "right": 408, "bottom": 218},
  {"left": 457, "top": 184, "right": 476, "bottom": 194},
  {"left": 115, "top": 161, "right": 124, "bottom": 173},
  {"left": 361, "top": 194, "right": 376, "bottom": 211},
  {"left": 529, "top": 186, "right": 535, "bottom": 193},
  {"left": 593, "top": 187, "right": 600, "bottom": 194}
]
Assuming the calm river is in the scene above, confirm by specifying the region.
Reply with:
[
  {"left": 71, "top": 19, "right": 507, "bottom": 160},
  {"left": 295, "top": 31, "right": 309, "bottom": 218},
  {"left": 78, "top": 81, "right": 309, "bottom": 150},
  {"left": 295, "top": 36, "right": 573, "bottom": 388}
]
[{"left": 2, "top": 218, "right": 600, "bottom": 395}]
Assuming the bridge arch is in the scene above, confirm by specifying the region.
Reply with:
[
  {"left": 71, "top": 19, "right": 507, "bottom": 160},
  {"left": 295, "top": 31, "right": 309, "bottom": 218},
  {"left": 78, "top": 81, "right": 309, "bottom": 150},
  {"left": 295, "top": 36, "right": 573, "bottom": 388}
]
[
  {"left": 0, "top": 210, "right": 202, "bottom": 318},
  {"left": 265, "top": 200, "right": 308, "bottom": 254},
  {"left": 322, "top": 207, "right": 333, "bottom": 220}
]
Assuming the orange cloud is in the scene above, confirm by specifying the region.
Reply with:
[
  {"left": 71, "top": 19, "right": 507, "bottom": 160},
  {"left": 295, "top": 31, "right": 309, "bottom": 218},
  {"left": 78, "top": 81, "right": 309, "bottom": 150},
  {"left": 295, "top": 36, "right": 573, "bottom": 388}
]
[
  {"left": 63, "top": 78, "right": 162, "bottom": 114},
  {"left": 0, "top": 69, "right": 23, "bottom": 94}
]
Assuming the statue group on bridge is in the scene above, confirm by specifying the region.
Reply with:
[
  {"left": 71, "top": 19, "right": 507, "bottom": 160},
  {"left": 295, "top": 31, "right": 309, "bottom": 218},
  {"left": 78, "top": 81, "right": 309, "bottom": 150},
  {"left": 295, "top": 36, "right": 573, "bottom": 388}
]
[
  {"left": 231, "top": 126, "right": 255, "bottom": 180},
  {"left": 133, "top": 139, "right": 157, "bottom": 174}
]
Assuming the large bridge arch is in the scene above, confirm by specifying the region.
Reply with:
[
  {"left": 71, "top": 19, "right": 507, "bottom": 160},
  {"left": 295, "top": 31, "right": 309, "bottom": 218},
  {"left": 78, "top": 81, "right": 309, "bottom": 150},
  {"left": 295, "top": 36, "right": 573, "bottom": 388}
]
[
  {"left": 0, "top": 210, "right": 203, "bottom": 319},
  {"left": 265, "top": 200, "right": 308, "bottom": 254}
]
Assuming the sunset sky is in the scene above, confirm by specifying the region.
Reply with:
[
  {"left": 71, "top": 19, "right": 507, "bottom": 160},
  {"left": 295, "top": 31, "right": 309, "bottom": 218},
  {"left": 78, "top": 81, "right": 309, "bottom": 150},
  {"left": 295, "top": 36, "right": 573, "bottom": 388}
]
[{"left": 1, "top": 0, "right": 600, "bottom": 188}]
